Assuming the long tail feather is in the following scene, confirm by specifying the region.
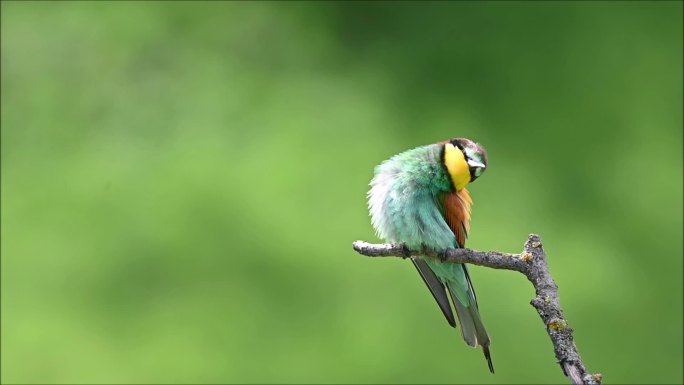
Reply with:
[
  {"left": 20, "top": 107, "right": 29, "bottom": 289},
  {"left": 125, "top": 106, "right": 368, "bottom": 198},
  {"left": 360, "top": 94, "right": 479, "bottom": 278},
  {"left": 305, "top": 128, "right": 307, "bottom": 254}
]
[
  {"left": 450, "top": 286, "right": 478, "bottom": 346},
  {"left": 483, "top": 345, "right": 495, "bottom": 374},
  {"left": 447, "top": 265, "right": 494, "bottom": 374}
]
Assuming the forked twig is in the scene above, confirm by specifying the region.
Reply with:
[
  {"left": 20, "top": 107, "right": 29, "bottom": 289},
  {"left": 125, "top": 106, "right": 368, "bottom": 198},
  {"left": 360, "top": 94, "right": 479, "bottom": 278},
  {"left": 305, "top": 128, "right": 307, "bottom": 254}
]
[{"left": 352, "top": 234, "right": 602, "bottom": 385}]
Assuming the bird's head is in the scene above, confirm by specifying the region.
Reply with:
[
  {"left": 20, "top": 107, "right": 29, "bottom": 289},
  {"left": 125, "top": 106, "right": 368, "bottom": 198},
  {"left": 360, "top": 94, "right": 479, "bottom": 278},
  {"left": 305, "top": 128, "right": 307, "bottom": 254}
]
[{"left": 443, "top": 137, "right": 488, "bottom": 191}]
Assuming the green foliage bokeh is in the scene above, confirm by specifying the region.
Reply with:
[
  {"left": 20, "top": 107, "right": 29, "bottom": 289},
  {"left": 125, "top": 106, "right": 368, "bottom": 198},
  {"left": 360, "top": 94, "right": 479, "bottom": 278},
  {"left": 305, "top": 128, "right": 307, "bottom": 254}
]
[{"left": 2, "top": 1, "right": 682, "bottom": 384}]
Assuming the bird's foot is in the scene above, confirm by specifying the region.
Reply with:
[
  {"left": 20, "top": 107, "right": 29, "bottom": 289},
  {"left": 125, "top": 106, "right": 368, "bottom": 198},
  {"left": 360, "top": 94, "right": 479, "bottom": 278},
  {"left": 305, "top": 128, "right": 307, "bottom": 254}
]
[
  {"left": 400, "top": 243, "right": 411, "bottom": 259},
  {"left": 439, "top": 249, "right": 449, "bottom": 262}
]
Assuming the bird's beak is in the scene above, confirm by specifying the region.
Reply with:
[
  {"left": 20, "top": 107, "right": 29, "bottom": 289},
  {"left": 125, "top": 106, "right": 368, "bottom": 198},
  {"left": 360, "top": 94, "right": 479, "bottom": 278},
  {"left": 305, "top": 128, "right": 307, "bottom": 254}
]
[{"left": 467, "top": 159, "right": 486, "bottom": 169}]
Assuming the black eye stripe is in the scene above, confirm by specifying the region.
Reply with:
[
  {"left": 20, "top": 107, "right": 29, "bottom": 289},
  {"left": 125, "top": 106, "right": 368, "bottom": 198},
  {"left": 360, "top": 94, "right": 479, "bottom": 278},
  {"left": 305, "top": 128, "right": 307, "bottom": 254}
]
[
  {"left": 450, "top": 139, "right": 464, "bottom": 151},
  {"left": 469, "top": 166, "right": 478, "bottom": 182}
]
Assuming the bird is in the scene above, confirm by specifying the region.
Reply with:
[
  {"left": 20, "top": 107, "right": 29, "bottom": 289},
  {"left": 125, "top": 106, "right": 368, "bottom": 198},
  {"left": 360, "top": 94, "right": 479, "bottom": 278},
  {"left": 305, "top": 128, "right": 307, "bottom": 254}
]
[{"left": 367, "top": 137, "right": 493, "bottom": 373}]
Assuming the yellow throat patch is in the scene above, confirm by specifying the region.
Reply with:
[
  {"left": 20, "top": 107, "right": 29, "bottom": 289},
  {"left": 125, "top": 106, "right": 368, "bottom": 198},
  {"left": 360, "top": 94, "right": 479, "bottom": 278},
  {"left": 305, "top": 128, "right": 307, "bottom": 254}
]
[{"left": 444, "top": 143, "right": 471, "bottom": 191}]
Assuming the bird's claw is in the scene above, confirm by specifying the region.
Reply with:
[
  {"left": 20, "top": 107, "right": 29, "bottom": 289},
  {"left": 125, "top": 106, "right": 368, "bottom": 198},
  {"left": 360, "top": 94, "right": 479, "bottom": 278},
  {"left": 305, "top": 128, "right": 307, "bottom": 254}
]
[
  {"left": 439, "top": 250, "right": 449, "bottom": 262},
  {"left": 400, "top": 243, "right": 411, "bottom": 259}
]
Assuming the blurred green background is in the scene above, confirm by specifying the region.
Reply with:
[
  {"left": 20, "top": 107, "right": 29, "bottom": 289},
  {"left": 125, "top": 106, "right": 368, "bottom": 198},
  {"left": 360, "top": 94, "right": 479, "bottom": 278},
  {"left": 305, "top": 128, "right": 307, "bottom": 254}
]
[{"left": 2, "top": 1, "right": 682, "bottom": 384}]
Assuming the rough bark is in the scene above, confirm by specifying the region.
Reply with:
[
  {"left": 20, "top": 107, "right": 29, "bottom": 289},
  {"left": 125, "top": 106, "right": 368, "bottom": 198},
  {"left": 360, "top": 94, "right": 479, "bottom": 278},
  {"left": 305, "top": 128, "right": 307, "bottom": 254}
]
[{"left": 352, "top": 234, "right": 602, "bottom": 385}]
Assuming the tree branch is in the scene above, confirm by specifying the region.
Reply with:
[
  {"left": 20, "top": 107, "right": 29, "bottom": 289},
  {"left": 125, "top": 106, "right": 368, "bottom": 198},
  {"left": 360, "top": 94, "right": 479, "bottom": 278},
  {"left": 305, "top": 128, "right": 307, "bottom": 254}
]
[{"left": 352, "top": 234, "right": 602, "bottom": 385}]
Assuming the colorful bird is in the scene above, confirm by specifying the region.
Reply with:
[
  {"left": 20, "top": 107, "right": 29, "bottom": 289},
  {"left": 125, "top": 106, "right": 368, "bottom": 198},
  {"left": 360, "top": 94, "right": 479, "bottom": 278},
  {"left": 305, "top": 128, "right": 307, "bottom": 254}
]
[{"left": 367, "top": 138, "right": 493, "bottom": 373}]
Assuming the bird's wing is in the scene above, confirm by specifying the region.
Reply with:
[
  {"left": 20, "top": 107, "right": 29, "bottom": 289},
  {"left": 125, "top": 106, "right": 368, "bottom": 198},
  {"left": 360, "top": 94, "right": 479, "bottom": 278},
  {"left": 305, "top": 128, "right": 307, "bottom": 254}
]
[
  {"left": 441, "top": 188, "right": 480, "bottom": 304},
  {"left": 411, "top": 258, "right": 456, "bottom": 328},
  {"left": 409, "top": 188, "right": 473, "bottom": 329}
]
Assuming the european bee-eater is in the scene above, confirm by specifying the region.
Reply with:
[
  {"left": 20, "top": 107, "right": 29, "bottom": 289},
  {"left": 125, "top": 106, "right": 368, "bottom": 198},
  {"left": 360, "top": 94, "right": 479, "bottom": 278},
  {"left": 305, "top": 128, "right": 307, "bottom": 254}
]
[{"left": 367, "top": 138, "right": 493, "bottom": 373}]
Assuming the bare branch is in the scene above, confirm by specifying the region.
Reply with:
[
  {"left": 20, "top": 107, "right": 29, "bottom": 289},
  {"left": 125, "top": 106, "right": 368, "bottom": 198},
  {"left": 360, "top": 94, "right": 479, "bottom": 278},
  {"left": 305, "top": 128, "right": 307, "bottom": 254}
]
[{"left": 352, "top": 234, "right": 602, "bottom": 385}]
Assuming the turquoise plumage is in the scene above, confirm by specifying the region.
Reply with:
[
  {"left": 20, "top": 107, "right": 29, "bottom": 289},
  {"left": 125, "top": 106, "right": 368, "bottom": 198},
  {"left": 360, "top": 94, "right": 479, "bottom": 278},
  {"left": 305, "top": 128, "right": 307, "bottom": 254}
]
[{"left": 367, "top": 139, "right": 493, "bottom": 373}]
